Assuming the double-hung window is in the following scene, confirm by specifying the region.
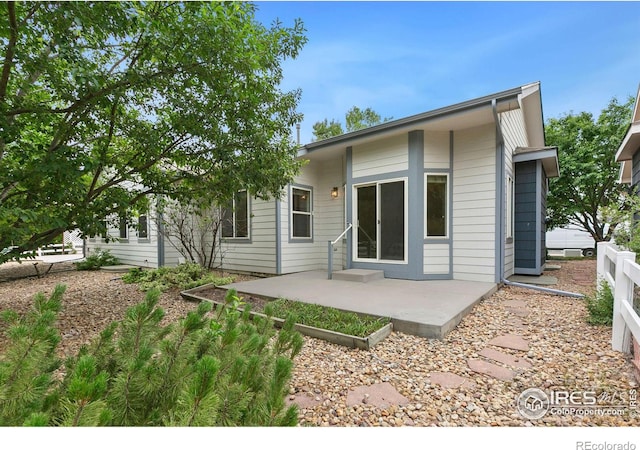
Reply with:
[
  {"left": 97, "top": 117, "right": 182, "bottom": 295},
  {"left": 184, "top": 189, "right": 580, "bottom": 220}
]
[
  {"left": 138, "top": 213, "right": 149, "bottom": 239},
  {"left": 119, "top": 217, "right": 129, "bottom": 240},
  {"left": 291, "top": 187, "right": 312, "bottom": 239},
  {"left": 425, "top": 174, "right": 448, "bottom": 238},
  {"left": 222, "top": 191, "right": 249, "bottom": 239}
]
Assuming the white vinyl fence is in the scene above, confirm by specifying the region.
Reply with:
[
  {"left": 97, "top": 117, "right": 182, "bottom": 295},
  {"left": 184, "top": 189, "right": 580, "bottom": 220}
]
[{"left": 596, "top": 241, "right": 640, "bottom": 354}]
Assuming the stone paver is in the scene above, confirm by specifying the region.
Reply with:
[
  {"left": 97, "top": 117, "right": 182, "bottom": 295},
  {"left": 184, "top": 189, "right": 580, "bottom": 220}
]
[
  {"left": 479, "top": 347, "right": 532, "bottom": 369},
  {"left": 504, "top": 299, "right": 527, "bottom": 308},
  {"left": 346, "top": 382, "right": 410, "bottom": 408},
  {"left": 287, "top": 392, "right": 323, "bottom": 409},
  {"left": 505, "top": 307, "right": 530, "bottom": 317},
  {"left": 506, "top": 317, "right": 525, "bottom": 328},
  {"left": 429, "top": 371, "right": 477, "bottom": 389},
  {"left": 467, "top": 359, "right": 516, "bottom": 381},
  {"left": 488, "top": 333, "right": 530, "bottom": 351}
]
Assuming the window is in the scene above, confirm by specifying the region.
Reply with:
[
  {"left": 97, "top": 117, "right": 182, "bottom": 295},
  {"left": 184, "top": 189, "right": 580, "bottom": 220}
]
[
  {"left": 506, "top": 175, "right": 514, "bottom": 240},
  {"left": 221, "top": 191, "right": 249, "bottom": 238},
  {"left": 138, "top": 214, "right": 149, "bottom": 239},
  {"left": 291, "top": 187, "right": 312, "bottom": 239},
  {"left": 425, "top": 174, "right": 448, "bottom": 238},
  {"left": 119, "top": 217, "right": 128, "bottom": 240}
]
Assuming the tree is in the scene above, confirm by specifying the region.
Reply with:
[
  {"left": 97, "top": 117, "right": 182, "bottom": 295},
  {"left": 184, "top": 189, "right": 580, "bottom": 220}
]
[
  {"left": 311, "top": 118, "right": 344, "bottom": 141},
  {"left": 311, "top": 106, "right": 392, "bottom": 141},
  {"left": 545, "top": 96, "right": 635, "bottom": 242},
  {"left": 157, "top": 197, "right": 223, "bottom": 270},
  {"left": 345, "top": 106, "right": 391, "bottom": 132},
  {"left": 0, "top": 1, "right": 307, "bottom": 263}
]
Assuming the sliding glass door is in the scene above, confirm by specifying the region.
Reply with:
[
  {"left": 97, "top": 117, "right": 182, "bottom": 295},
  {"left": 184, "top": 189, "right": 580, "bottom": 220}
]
[{"left": 355, "top": 179, "right": 406, "bottom": 262}]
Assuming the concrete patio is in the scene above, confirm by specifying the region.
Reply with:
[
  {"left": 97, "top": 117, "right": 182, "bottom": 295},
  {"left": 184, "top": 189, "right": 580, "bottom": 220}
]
[{"left": 223, "top": 270, "right": 498, "bottom": 339}]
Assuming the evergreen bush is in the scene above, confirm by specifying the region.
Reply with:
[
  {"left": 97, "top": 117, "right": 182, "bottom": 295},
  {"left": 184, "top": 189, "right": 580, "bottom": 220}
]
[
  {"left": 585, "top": 281, "right": 614, "bottom": 325},
  {"left": 0, "top": 286, "right": 303, "bottom": 426},
  {"left": 75, "top": 249, "right": 119, "bottom": 271},
  {"left": 121, "top": 263, "right": 234, "bottom": 292}
]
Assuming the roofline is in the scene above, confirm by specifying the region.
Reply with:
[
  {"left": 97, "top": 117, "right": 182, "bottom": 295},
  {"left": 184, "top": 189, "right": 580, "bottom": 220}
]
[{"left": 300, "top": 84, "right": 529, "bottom": 152}]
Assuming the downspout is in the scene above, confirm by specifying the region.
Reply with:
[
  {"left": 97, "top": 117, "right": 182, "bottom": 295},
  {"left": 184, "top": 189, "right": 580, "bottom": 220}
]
[
  {"left": 156, "top": 200, "right": 165, "bottom": 267},
  {"left": 502, "top": 278, "right": 584, "bottom": 298},
  {"left": 493, "top": 99, "right": 505, "bottom": 284}
]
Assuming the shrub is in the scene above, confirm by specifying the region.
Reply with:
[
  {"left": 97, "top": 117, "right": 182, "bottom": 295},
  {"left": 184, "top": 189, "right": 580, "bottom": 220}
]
[
  {"left": 121, "top": 263, "right": 233, "bottom": 292},
  {"left": 585, "top": 282, "right": 614, "bottom": 325},
  {"left": 0, "top": 286, "right": 302, "bottom": 426},
  {"left": 75, "top": 249, "right": 119, "bottom": 271}
]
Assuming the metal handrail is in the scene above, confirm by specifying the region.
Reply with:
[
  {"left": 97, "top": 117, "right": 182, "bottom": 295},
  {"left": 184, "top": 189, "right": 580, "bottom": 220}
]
[
  {"left": 328, "top": 223, "right": 352, "bottom": 279},
  {"left": 331, "top": 223, "right": 352, "bottom": 245}
]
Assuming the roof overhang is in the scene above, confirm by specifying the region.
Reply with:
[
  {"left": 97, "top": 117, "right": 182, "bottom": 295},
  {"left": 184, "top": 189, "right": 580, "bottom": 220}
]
[
  {"left": 615, "top": 121, "right": 640, "bottom": 163},
  {"left": 519, "top": 82, "right": 546, "bottom": 148},
  {"left": 297, "top": 84, "right": 538, "bottom": 160},
  {"left": 513, "top": 146, "right": 560, "bottom": 178},
  {"left": 615, "top": 84, "right": 640, "bottom": 184},
  {"left": 619, "top": 160, "right": 631, "bottom": 184}
]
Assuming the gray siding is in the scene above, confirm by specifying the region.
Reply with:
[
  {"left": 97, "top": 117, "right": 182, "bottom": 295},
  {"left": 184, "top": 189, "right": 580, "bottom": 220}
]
[
  {"left": 514, "top": 161, "right": 537, "bottom": 270},
  {"left": 633, "top": 149, "right": 640, "bottom": 188},
  {"left": 539, "top": 164, "right": 547, "bottom": 269}
]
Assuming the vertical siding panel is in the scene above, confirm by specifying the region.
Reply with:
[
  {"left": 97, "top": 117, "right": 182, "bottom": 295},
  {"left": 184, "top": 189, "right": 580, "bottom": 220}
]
[
  {"left": 452, "top": 123, "right": 496, "bottom": 283},
  {"left": 352, "top": 135, "right": 408, "bottom": 178},
  {"left": 424, "top": 130, "right": 450, "bottom": 169}
]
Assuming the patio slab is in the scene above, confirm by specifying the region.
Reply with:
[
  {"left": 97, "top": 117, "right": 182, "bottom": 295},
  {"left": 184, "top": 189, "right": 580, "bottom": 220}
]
[{"left": 223, "top": 270, "right": 497, "bottom": 339}]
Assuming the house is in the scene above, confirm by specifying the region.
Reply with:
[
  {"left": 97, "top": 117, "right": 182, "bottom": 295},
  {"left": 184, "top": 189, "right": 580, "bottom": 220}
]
[
  {"left": 615, "top": 84, "right": 640, "bottom": 187},
  {"left": 92, "top": 82, "right": 559, "bottom": 284}
]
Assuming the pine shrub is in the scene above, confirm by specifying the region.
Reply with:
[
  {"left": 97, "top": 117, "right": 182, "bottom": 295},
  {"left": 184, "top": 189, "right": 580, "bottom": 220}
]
[
  {"left": 121, "top": 263, "right": 234, "bottom": 292},
  {"left": 585, "top": 282, "right": 614, "bottom": 325},
  {"left": 0, "top": 286, "right": 303, "bottom": 426},
  {"left": 75, "top": 249, "right": 120, "bottom": 271}
]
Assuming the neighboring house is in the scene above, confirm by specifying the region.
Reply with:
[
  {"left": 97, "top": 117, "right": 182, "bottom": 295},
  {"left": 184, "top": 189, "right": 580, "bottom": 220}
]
[
  {"left": 92, "top": 82, "right": 559, "bottom": 283},
  {"left": 616, "top": 84, "right": 640, "bottom": 187}
]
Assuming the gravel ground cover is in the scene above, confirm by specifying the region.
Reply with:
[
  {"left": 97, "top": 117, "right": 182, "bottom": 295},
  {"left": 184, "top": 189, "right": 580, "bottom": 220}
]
[{"left": 0, "top": 259, "right": 638, "bottom": 427}]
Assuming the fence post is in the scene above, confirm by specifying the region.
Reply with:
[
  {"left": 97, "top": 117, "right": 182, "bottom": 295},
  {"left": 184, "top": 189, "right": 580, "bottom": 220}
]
[
  {"left": 612, "top": 250, "right": 635, "bottom": 352},
  {"left": 596, "top": 241, "right": 609, "bottom": 286}
]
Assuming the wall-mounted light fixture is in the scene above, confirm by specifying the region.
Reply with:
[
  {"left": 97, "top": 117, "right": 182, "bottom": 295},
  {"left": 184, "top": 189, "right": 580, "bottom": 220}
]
[{"left": 331, "top": 187, "right": 339, "bottom": 199}]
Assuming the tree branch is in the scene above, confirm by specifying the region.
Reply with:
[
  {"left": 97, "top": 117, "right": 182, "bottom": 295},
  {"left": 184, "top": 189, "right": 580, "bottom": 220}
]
[{"left": 0, "top": 1, "right": 18, "bottom": 103}]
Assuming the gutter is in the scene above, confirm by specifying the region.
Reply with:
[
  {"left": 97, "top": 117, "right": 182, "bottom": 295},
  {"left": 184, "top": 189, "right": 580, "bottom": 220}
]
[
  {"left": 301, "top": 86, "right": 523, "bottom": 152},
  {"left": 502, "top": 278, "right": 585, "bottom": 299}
]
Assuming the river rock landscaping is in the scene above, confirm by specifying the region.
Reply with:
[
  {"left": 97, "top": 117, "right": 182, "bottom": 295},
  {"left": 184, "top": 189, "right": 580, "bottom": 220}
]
[{"left": 0, "top": 258, "right": 638, "bottom": 426}]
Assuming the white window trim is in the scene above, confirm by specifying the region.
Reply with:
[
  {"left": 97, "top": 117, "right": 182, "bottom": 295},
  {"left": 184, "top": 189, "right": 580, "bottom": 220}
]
[
  {"left": 290, "top": 185, "right": 313, "bottom": 240},
  {"left": 424, "top": 173, "right": 449, "bottom": 239},
  {"left": 222, "top": 190, "right": 250, "bottom": 240},
  {"left": 352, "top": 177, "right": 408, "bottom": 264}
]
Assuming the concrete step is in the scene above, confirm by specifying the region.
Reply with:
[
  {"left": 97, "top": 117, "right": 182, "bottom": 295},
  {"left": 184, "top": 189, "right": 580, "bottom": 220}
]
[{"left": 332, "top": 269, "right": 384, "bottom": 283}]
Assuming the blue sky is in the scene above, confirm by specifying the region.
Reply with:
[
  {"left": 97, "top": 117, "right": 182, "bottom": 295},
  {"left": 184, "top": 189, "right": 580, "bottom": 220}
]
[{"left": 253, "top": 1, "right": 640, "bottom": 144}]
